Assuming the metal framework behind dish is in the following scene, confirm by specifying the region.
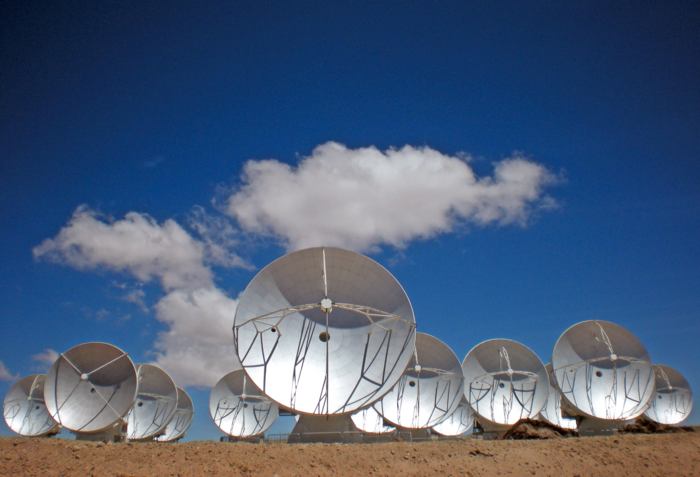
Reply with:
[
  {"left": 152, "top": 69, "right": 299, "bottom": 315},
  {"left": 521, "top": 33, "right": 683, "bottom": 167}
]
[
  {"left": 210, "top": 369, "right": 278, "bottom": 437},
  {"left": 539, "top": 363, "right": 577, "bottom": 430},
  {"left": 156, "top": 387, "right": 194, "bottom": 442},
  {"left": 552, "top": 320, "right": 654, "bottom": 421},
  {"left": 431, "top": 396, "right": 475, "bottom": 437},
  {"left": 126, "top": 364, "right": 178, "bottom": 440},
  {"left": 374, "top": 333, "right": 464, "bottom": 429},
  {"left": 644, "top": 364, "right": 693, "bottom": 425},
  {"left": 3, "top": 374, "right": 59, "bottom": 437},
  {"left": 44, "top": 342, "right": 138, "bottom": 434},
  {"left": 351, "top": 406, "right": 396, "bottom": 434},
  {"left": 233, "top": 247, "right": 416, "bottom": 415},
  {"left": 463, "top": 339, "right": 548, "bottom": 427}
]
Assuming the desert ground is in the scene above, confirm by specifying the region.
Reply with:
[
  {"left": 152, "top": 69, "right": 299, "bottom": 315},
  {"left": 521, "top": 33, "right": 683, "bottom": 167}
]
[{"left": 1, "top": 431, "right": 699, "bottom": 477}]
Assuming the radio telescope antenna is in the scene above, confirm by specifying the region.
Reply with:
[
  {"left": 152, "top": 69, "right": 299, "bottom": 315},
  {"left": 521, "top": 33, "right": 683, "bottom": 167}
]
[
  {"left": 351, "top": 406, "right": 396, "bottom": 434},
  {"left": 462, "top": 339, "right": 548, "bottom": 435},
  {"left": 431, "top": 396, "right": 475, "bottom": 437},
  {"left": 374, "top": 332, "right": 463, "bottom": 429},
  {"left": 644, "top": 364, "right": 693, "bottom": 425},
  {"left": 125, "top": 364, "right": 178, "bottom": 441},
  {"left": 552, "top": 320, "right": 654, "bottom": 435},
  {"left": 538, "top": 363, "right": 577, "bottom": 430},
  {"left": 3, "top": 374, "right": 59, "bottom": 437},
  {"left": 210, "top": 369, "right": 279, "bottom": 438},
  {"left": 44, "top": 342, "right": 137, "bottom": 441},
  {"left": 233, "top": 247, "right": 416, "bottom": 416},
  {"left": 155, "top": 387, "right": 194, "bottom": 442}
]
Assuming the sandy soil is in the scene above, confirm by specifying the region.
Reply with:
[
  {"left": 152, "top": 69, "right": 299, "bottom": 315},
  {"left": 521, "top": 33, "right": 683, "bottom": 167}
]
[{"left": 1, "top": 432, "right": 699, "bottom": 477}]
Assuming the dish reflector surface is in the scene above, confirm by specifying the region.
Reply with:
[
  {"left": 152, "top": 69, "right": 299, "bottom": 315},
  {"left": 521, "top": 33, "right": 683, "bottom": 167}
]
[
  {"left": 374, "top": 333, "right": 463, "bottom": 429},
  {"left": 210, "top": 369, "right": 279, "bottom": 437},
  {"left": 126, "top": 364, "right": 178, "bottom": 440},
  {"left": 552, "top": 320, "right": 654, "bottom": 421},
  {"left": 644, "top": 365, "right": 693, "bottom": 425},
  {"left": 3, "top": 374, "right": 59, "bottom": 436},
  {"left": 351, "top": 406, "right": 395, "bottom": 434},
  {"left": 156, "top": 387, "right": 194, "bottom": 442},
  {"left": 462, "top": 339, "right": 548, "bottom": 426},
  {"left": 539, "top": 363, "right": 577, "bottom": 430},
  {"left": 431, "top": 396, "right": 475, "bottom": 437},
  {"left": 234, "top": 247, "right": 416, "bottom": 415},
  {"left": 44, "top": 342, "right": 137, "bottom": 433}
]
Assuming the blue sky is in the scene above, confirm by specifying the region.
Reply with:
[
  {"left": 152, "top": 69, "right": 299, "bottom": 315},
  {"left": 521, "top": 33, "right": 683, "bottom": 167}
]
[{"left": 1, "top": 1, "right": 699, "bottom": 440}]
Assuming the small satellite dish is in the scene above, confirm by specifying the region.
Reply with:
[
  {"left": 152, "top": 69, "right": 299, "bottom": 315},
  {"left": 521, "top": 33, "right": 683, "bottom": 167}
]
[
  {"left": 431, "top": 396, "right": 475, "bottom": 437},
  {"left": 155, "top": 387, "right": 194, "bottom": 442},
  {"left": 374, "top": 332, "right": 463, "bottom": 429},
  {"left": 538, "top": 363, "right": 577, "bottom": 430},
  {"left": 462, "top": 339, "right": 548, "bottom": 429},
  {"left": 351, "top": 406, "right": 395, "bottom": 434},
  {"left": 210, "top": 369, "right": 279, "bottom": 437},
  {"left": 233, "top": 247, "right": 416, "bottom": 415},
  {"left": 552, "top": 320, "right": 654, "bottom": 422},
  {"left": 644, "top": 365, "right": 693, "bottom": 425},
  {"left": 44, "top": 342, "right": 137, "bottom": 434},
  {"left": 3, "top": 374, "right": 59, "bottom": 437},
  {"left": 126, "top": 364, "right": 178, "bottom": 440}
]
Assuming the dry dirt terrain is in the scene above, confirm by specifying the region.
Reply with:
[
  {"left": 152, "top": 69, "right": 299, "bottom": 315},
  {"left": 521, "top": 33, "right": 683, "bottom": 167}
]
[{"left": 1, "top": 432, "right": 699, "bottom": 477}]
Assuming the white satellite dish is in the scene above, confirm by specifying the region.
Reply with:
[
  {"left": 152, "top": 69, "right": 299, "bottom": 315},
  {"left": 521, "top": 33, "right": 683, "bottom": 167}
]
[
  {"left": 374, "top": 332, "right": 463, "bottom": 429},
  {"left": 234, "top": 247, "right": 416, "bottom": 417},
  {"left": 538, "top": 363, "right": 577, "bottom": 430},
  {"left": 210, "top": 369, "right": 279, "bottom": 437},
  {"left": 431, "top": 396, "right": 475, "bottom": 437},
  {"left": 552, "top": 320, "right": 654, "bottom": 434},
  {"left": 44, "top": 342, "right": 137, "bottom": 439},
  {"left": 462, "top": 339, "right": 548, "bottom": 433},
  {"left": 155, "top": 387, "right": 194, "bottom": 442},
  {"left": 3, "top": 374, "right": 59, "bottom": 437},
  {"left": 351, "top": 406, "right": 396, "bottom": 434},
  {"left": 126, "top": 364, "right": 178, "bottom": 440},
  {"left": 644, "top": 364, "right": 693, "bottom": 425}
]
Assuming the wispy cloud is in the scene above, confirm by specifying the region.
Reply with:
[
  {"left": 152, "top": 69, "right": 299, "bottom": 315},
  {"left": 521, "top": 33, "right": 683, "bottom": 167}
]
[
  {"left": 30, "top": 349, "right": 59, "bottom": 372},
  {"left": 226, "top": 142, "right": 558, "bottom": 252},
  {"left": 144, "top": 156, "right": 165, "bottom": 169},
  {"left": 0, "top": 360, "right": 19, "bottom": 382}
]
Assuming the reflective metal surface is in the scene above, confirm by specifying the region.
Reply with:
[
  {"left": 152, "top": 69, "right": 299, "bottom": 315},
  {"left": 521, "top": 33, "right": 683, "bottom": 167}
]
[
  {"left": 552, "top": 320, "right": 654, "bottom": 421},
  {"left": 210, "top": 369, "right": 279, "bottom": 437},
  {"left": 44, "top": 342, "right": 137, "bottom": 433},
  {"left": 374, "top": 333, "right": 463, "bottom": 429},
  {"left": 126, "top": 364, "right": 178, "bottom": 440},
  {"left": 234, "top": 247, "right": 416, "bottom": 415},
  {"left": 538, "top": 363, "right": 577, "bottom": 430},
  {"left": 156, "top": 387, "right": 194, "bottom": 442},
  {"left": 351, "top": 406, "right": 395, "bottom": 434},
  {"left": 644, "top": 365, "right": 693, "bottom": 425},
  {"left": 3, "top": 374, "right": 59, "bottom": 436},
  {"left": 462, "top": 339, "right": 548, "bottom": 426},
  {"left": 431, "top": 396, "right": 475, "bottom": 437}
]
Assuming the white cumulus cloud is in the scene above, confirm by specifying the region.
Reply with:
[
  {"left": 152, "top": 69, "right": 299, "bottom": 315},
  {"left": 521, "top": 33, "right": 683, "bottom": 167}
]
[
  {"left": 226, "top": 142, "right": 558, "bottom": 252},
  {"left": 31, "top": 349, "right": 60, "bottom": 371}
]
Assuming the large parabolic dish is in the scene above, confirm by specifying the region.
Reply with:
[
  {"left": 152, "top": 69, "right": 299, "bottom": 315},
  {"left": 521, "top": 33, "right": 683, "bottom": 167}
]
[
  {"left": 539, "top": 363, "right": 577, "bottom": 430},
  {"left": 3, "top": 374, "right": 59, "bottom": 437},
  {"left": 462, "top": 339, "right": 548, "bottom": 427},
  {"left": 644, "top": 365, "right": 693, "bottom": 425},
  {"left": 156, "top": 387, "right": 194, "bottom": 442},
  {"left": 431, "top": 396, "right": 475, "bottom": 437},
  {"left": 233, "top": 247, "right": 416, "bottom": 415},
  {"left": 210, "top": 369, "right": 279, "bottom": 437},
  {"left": 552, "top": 320, "right": 654, "bottom": 421},
  {"left": 351, "top": 406, "right": 396, "bottom": 434},
  {"left": 44, "top": 342, "right": 137, "bottom": 433},
  {"left": 126, "top": 364, "right": 178, "bottom": 440},
  {"left": 374, "top": 332, "right": 463, "bottom": 429}
]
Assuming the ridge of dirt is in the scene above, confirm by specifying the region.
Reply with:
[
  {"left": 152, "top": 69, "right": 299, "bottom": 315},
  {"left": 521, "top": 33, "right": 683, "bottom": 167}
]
[
  {"left": 619, "top": 415, "right": 696, "bottom": 434},
  {"left": 1, "top": 432, "right": 699, "bottom": 477},
  {"left": 500, "top": 418, "right": 579, "bottom": 440}
]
